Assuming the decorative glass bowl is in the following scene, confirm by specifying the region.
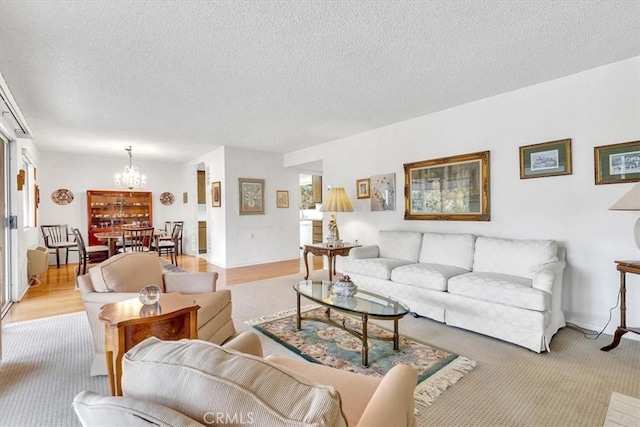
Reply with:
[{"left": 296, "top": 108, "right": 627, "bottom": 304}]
[{"left": 138, "top": 285, "right": 162, "bottom": 306}]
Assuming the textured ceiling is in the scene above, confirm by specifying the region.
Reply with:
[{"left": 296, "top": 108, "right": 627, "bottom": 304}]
[{"left": 1, "top": 1, "right": 639, "bottom": 162}]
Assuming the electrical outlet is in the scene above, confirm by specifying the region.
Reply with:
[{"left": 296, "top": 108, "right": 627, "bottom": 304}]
[{"left": 250, "top": 233, "right": 255, "bottom": 239}]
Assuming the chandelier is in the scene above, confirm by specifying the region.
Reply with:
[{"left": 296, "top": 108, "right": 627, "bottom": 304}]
[{"left": 114, "top": 146, "right": 147, "bottom": 190}]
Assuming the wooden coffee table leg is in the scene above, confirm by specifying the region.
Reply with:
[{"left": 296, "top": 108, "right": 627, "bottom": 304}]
[
  {"left": 303, "top": 248, "right": 310, "bottom": 280},
  {"left": 362, "top": 314, "right": 369, "bottom": 367},
  {"left": 393, "top": 318, "right": 400, "bottom": 351},
  {"left": 296, "top": 292, "right": 301, "bottom": 330}
]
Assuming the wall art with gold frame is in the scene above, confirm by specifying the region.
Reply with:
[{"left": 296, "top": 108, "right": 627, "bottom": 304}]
[
  {"left": 238, "top": 178, "right": 264, "bottom": 215},
  {"left": 519, "top": 138, "right": 572, "bottom": 179},
  {"left": 594, "top": 140, "right": 640, "bottom": 185},
  {"left": 404, "top": 151, "right": 490, "bottom": 221}
]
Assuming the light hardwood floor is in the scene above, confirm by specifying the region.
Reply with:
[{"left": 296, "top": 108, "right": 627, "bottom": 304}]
[{"left": 4, "top": 253, "right": 324, "bottom": 323}]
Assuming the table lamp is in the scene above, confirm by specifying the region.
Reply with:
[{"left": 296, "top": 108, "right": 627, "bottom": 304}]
[
  {"left": 609, "top": 182, "right": 640, "bottom": 249},
  {"left": 319, "top": 187, "right": 353, "bottom": 247}
]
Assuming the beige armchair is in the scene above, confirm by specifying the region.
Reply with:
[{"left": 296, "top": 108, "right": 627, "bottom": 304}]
[
  {"left": 73, "top": 332, "right": 418, "bottom": 427},
  {"left": 77, "top": 251, "right": 235, "bottom": 376}
]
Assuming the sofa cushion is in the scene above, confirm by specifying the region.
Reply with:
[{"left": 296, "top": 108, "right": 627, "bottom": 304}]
[
  {"left": 190, "top": 290, "right": 231, "bottom": 330},
  {"left": 472, "top": 237, "right": 558, "bottom": 279},
  {"left": 378, "top": 230, "right": 423, "bottom": 262},
  {"left": 73, "top": 390, "right": 204, "bottom": 427},
  {"left": 122, "top": 337, "right": 347, "bottom": 427},
  {"left": 419, "top": 232, "right": 476, "bottom": 270},
  {"left": 448, "top": 272, "right": 550, "bottom": 311},
  {"left": 89, "top": 252, "right": 163, "bottom": 293},
  {"left": 391, "top": 263, "right": 469, "bottom": 291},
  {"left": 343, "top": 258, "right": 414, "bottom": 280}
]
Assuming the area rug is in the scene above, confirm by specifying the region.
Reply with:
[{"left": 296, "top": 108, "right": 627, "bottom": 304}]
[
  {"left": 247, "top": 307, "right": 476, "bottom": 406},
  {"left": 160, "top": 257, "right": 187, "bottom": 273}
]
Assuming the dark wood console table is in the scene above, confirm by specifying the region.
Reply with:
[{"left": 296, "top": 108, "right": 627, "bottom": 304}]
[
  {"left": 303, "top": 243, "right": 359, "bottom": 281},
  {"left": 601, "top": 260, "right": 640, "bottom": 351}
]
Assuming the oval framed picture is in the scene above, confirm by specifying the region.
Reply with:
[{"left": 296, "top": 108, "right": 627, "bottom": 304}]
[
  {"left": 160, "top": 192, "right": 175, "bottom": 206},
  {"left": 51, "top": 188, "right": 74, "bottom": 205}
]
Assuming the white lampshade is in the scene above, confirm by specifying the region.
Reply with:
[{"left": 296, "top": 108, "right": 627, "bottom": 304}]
[
  {"left": 610, "top": 183, "right": 640, "bottom": 249},
  {"left": 609, "top": 183, "right": 640, "bottom": 210},
  {"left": 319, "top": 187, "right": 354, "bottom": 213}
]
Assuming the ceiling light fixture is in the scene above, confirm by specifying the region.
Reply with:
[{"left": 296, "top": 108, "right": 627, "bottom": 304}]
[{"left": 114, "top": 146, "right": 146, "bottom": 190}]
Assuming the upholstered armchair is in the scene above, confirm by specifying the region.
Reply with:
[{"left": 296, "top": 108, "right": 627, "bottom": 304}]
[
  {"left": 77, "top": 251, "right": 235, "bottom": 376},
  {"left": 73, "top": 332, "right": 418, "bottom": 427}
]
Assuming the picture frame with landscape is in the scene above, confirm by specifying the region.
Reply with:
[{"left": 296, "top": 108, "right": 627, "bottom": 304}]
[
  {"left": 519, "top": 138, "right": 572, "bottom": 179},
  {"left": 404, "top": 151, "right": 490, "bottom": 221},
  {"left": 594, "top": 140, "right": 640, "bottom": 185},
  {"left": 238, "top": 178, "right": 264, "bottom": 214}
]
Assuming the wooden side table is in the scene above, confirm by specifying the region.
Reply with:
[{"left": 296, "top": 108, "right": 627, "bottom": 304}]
[
  {"left": 99, "top": 293, "right": 199, "bottom": 396},
  {"left": 303, "top": 243, "right": 359, "bottom": 281},
  {"left": 601, "top": 260, "right": 640, "bottom": 351}
]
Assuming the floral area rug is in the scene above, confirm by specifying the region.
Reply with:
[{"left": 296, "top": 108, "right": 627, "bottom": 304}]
[{"left": 247, "top": 306, "right": 476, "bottom": 406}]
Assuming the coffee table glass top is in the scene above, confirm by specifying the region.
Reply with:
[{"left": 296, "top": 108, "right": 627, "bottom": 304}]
[{"left": 294, "top": 280, "right": 409, "bottom": 317}]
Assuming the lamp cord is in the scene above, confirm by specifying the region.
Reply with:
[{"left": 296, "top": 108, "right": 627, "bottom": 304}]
[{"left": 566, "top": 288, "right": 620, "bottom": 340}]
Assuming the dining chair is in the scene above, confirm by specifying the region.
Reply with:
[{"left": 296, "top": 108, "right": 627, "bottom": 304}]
[
  {"left": 153, "top": 222, "right": 183, "bottom": 265},
  {"left": 71, "top": 228, "right": 109, "bottom": 276},
  {"left": 118, "top": 227, "right": 154, "bottom": 253},
  {"left": 159, "top": 221, "right": 184, "bottom": 255},
  {"left": 40, "top": 224, "right": 78, "bottom": 268}
]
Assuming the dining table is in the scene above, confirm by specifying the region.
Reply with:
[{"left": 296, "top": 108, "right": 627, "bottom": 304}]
[{"left": 94, "top": 229, "right": 167, "bottom": 258}]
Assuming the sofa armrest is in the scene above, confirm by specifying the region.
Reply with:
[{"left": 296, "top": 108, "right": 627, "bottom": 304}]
[
  {"left": 357, "top": 364, "right": 417, "bottom": 427},
  {"left": 531, "top": 260, "right": 566, "bottom": 294},
  {"left": 81, "top": 291, "right": 140, "bottom": 305},
  {"left": 73, "top": 390, "right": 204, "bottom": 427},
  {"left": 350, "top": 245, "right": 379, "bottom": 259},
  {"left": 163, "top": 272, "right": 218, "bottom": 293},
  {"left": 221, "top": 331, "right": 263, "bottom": 357}
]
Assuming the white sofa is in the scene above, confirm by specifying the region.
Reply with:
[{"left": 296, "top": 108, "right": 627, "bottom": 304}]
[{"left": 342, "top": 230, "right": 566, "bottom": 352}]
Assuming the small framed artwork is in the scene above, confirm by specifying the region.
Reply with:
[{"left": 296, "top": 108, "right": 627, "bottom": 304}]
[
  {"left": 595, "top": 140, "right": 640, "bottom": 185},
  {"left": 404, "top": 151, "right": 490, "bottom": 221},
  {"left": 520, "top": 139, "right": 572, "bottom": 179},
  {"left": 239, "top": 178, "right": 264, "bottom": 215},
  {"left": 356, "top": 178, "right": 370, "bottom": 199},
  {"left": 276, "top": 190, "right": 289, "bottom": 208},
  {"left": 182, "top": 192, "right": 188, "bottom": 204},
  {"left": 212, "top": 181, "right": 221, "bottom": 207}
]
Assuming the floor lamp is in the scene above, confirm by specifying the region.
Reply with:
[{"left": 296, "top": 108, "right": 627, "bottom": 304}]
[
  {"left": 319, "top": 187, "right": 353, "bottom": 247},
  {"left": 610, "top": 182, "right": 640, "bottom": 249}
]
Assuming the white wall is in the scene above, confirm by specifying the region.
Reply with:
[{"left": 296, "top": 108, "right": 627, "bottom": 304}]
[
  {"left": 284, "top": 56, "right": 640, "bottom": 338},
  {"left": 223, "top": 147, "right": 300, "bottom": 267}
]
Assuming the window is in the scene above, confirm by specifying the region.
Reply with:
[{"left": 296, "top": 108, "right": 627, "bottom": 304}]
[{"left": 21, "top": 155, "right": 37, "bottom": 228}]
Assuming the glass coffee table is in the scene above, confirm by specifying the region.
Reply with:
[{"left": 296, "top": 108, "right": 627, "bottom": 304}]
[{"left": 293, "top": 280, "right": 410, "bottom": 367}]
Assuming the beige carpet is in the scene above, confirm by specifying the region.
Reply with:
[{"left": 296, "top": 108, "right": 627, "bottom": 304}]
[{"left": 225, "top": 270, "right": 640, "bottom": 427}]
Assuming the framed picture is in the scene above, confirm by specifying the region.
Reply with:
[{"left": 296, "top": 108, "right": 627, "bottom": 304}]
[
  {"left": 404, "top": 151, "right": 490, "bottom": 221},
  {"left": 371, "top": 173, "right": 396, "bottom": 211},
  {"left": 595, "top": 140, "right": 640, "bottom": 185},
  {"left": 182, "top": 192, "right": 188, "bottom": 204},
  {"left": 356, "top": 178, "right": 370, "bottom": 199},
  {"left": 276, "top": 190, "right": 289, "bottom": 208},
  {"left": 238, "top": 178, "right": 264, "bottom": 215},
  {"left": 520, "top": 138, "right": 572, "bottom": 179},
  {"left": 211, "top": 181, "right": 221, "bottom": 207}
]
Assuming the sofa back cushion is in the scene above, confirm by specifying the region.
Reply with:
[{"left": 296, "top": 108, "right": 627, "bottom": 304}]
[
  {"left": 472, "top": 237, "right": 558, "bottom": 279},
  {"left": 419, "top": 232, "right": 476, "bottom": 270},
  {"left": 122, "top": 337, "right": 347, "bottom": 427},
  {"left": 378, "top": 230, "right": 423, "bottom": 262},
  {"left": 89, "top": 252, "right": 163, "bottom": 293}
]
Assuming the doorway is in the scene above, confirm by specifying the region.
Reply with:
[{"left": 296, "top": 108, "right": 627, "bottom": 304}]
[
  {"left": 196, "top": 163, "right": 207, "bottom": 256},
  {"left": 0, "top": 137, "right": 10, "bottom": 317}
]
